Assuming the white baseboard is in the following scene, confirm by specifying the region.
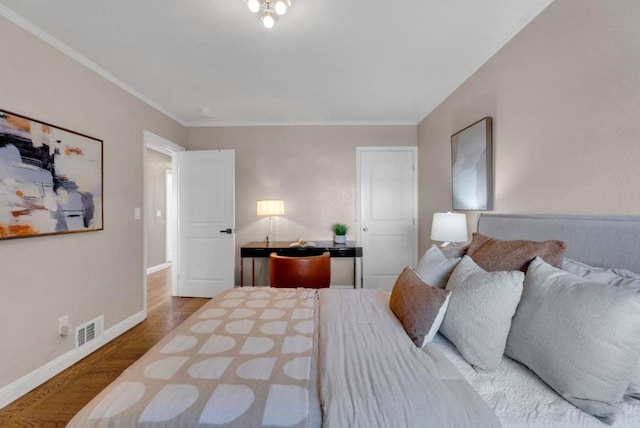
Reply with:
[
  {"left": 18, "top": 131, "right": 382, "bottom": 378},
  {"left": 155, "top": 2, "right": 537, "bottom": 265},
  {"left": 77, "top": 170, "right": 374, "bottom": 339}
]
[
  {"left": 146, "top": 262, "right": 169, "bottom": 275},
  {"left": 0, "top": 309, "right": 146, "bottom": 410}
]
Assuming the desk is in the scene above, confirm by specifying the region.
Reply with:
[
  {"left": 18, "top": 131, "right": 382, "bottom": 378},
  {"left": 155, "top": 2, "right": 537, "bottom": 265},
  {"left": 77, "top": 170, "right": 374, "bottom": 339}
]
[{"left": 240, "top": 241, "right": 363, "bottom": 288}]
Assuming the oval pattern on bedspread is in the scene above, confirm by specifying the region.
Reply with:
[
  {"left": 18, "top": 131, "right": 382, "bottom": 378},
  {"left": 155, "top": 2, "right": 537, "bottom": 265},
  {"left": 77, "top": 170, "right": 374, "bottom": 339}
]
[
  {"left": 240, "top": 337, "right": 276, "bottom": 355},
  {"left": 282, "top": 335, "right": 313, "bottom": 354},
  {"left": 197, "top": 335, "right": 236, "bottom": 354},
  {"left": 260, "top": 308, "right": 286, "bottom": 320},
  {"left": 262, "top": 385, "right": 309, "bottom": 426},
  {"left": 230, "top": 308, "right": 257, "bottom": 318},
  {"left": 219, "top": 298, "right": 243, "bottom": 308},
  {"left": 190, "top": 319, "right": 222, "bottom": 333},
  {"left": 283, "top": 356, "right": 311, "bottom": 381},
  {"left": 247, "top": 299, "right": 269, "bottom": 308},
  {"left": 88, "top": 382, "right": 146, "bottom": 419},
  {"left": 251, "top": 290, "right": 271, "bottom": 299},
  {"left": 188, "top": 357, "right": 234, "bottom": 379},
  {"left": 293, "top": 320, "right": 314, "bottom": 334},
  {"left": 143, "top": 357, "right": 189, "bottom": 380},
  {"left": 274, "top": 299, "right": 296, "bottom": 308},
  {"left": 159, "top": 335, "right": 198, "bottom": 354},
  {"left": 236, "top": 357, "right": 277, "bottom": 380},
  {"left": 292, "top": 308, "right": 313, "bottom": 319},
  {"left": 260, "top": 320, "right": 289, "bottom": 335},
  {"left": 225, "top": 290, "right": 248, "bottom": 299},
  {"left": 225, "top": 319, "right": 255, "bottom": 335},
  {"left": 198, "top": 384, "right": 255, "bottom": 424},
  {"left": 139, "top": 384, "right": 199, "bottom": 422}
]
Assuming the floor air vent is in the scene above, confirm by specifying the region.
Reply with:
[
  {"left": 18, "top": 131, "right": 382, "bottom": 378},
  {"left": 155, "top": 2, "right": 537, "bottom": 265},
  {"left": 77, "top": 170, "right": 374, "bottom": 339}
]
[{"left": 75, "top": 315, "right": 104, "bottom": 349}]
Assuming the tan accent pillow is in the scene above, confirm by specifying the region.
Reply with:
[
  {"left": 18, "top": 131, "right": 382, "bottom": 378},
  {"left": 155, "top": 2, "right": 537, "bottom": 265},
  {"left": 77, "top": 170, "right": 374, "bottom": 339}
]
[
  {"left": 467, "top": 233, "right": 566, "bottom": 272},
  {"left": 390, "top": 267, "right": 451, "bottom": 348}
]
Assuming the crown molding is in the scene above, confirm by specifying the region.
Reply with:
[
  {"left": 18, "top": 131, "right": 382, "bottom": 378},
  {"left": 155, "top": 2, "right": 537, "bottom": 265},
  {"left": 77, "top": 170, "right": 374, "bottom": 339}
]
[{"left": 186, "top": 120, "right": 418, "bottom": 128}]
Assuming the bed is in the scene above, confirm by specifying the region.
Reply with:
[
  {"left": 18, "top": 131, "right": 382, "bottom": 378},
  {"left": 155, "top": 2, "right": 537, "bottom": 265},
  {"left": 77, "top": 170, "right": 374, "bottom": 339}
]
[{"left": 68, "top": 214, "right": 640, "bottom": 427}]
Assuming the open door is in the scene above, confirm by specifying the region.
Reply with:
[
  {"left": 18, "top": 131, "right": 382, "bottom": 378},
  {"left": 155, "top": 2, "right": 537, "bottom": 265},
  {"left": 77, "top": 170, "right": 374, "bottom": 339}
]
[{"left": 176, "top": 150, "right": 235, "bottom": 297}]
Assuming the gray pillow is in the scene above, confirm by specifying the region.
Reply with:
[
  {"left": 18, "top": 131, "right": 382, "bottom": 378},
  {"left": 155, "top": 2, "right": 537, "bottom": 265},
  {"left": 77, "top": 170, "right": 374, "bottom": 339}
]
[
  {"left": 440, "top": 256, "right": 524, "bottom": 371},
  {"left": 415, "top": 245, "right": 461, "bottom": 289},
  {"left": 389, "top": 267, "right": 451, "bottom": 348},
  {"left": 506, "top": 257, "right": 640, "bottom": 424},
  {"left": 562, "top": 257, "right": 640, "bottom": 288},
  {"left": 562, "top": 257, "right": 640, "bottom": 399}
]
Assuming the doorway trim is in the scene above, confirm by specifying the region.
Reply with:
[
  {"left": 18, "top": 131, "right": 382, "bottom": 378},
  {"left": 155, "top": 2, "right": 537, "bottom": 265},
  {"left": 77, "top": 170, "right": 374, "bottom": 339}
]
[{"left": 143, "top": 131, "right": 185, "bottom": 307}]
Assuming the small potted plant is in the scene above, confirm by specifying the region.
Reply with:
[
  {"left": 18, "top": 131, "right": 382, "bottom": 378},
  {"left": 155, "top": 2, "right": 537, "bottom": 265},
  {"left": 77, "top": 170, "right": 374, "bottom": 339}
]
[{"left": 332, "top": 223, "right": 348, "bottom": 244}]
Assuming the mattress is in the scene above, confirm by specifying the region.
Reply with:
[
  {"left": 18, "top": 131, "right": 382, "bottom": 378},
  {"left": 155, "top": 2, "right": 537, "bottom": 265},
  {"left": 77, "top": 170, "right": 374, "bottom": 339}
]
[{"left": 431, "top": 334, "right": 640, "bottom": 427}]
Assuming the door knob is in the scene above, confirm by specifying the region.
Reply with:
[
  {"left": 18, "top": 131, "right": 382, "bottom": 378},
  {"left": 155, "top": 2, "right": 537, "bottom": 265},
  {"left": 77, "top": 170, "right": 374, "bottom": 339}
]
[
  {"left": 362, "top": 227, "right": 368, "bottom": 232},
  {"left": 219, "top": 228, "right": 234, "bottom": 234}
]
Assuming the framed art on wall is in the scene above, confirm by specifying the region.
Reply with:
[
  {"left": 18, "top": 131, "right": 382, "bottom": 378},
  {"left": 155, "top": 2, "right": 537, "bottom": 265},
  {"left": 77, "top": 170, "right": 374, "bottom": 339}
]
[
  {"left": 451, "top": 117, "right": 492, "bottom": 211},
  {"left": 0, "top": 109, "right": 103, "bottom": 240}
]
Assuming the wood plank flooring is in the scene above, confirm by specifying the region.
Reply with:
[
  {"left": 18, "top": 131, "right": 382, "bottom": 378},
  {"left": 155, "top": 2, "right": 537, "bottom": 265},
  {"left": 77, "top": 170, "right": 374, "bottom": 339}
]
[{"left": 0, "top": 268, "right": 209, "bottom": 427}]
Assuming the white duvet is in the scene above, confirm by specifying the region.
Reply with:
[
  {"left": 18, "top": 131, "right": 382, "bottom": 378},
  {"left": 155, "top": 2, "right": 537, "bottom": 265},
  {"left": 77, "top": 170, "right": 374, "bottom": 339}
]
[{"left": 431, "top": 334, "right": 640, "bottom": 428}]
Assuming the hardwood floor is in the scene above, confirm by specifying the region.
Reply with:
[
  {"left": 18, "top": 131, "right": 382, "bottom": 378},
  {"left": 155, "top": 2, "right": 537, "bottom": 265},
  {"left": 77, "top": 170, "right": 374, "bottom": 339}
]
[{"left": 0, "top": 268, "right": 209, "bottom": 427}]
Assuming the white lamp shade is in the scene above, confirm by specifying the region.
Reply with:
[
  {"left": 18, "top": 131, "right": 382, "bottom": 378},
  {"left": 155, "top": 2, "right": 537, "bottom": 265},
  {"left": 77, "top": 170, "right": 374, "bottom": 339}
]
[
  {"left": 257, "top": 200, "right": 285, "bottom": 216},
  {"left": 431, "top": 212, "right": 468, "bottom": 243}
]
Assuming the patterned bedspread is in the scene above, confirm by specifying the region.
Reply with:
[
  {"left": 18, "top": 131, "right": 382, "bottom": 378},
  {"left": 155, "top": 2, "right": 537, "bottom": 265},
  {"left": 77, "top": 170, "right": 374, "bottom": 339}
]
[
  {"left": 68, "top": 288, "right": 321, "bottom": 427},
  {"left": 69, "top": 287, "right": 504, "bottom": 428}
]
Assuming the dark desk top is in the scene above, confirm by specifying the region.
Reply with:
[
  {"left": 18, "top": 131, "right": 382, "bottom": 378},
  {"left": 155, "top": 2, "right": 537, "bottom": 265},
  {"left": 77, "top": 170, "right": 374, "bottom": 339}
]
[{"left": 241, "top": 241, "right": 362, "bottom": 257}]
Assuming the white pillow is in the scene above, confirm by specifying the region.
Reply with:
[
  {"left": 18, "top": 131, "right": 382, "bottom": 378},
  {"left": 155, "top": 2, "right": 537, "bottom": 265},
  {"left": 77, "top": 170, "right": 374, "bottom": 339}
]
[
  {"left": 506, "top": 257, "right": 640, "bottom": 424},
  {"left": 415, "top": 245, "right": 461, "bottom": 288},
  {"left": 440, "top": 256, "right": 524, "bottom": 371},
  {"left": 562, "top": 257, "right": 640, "bottom": 399}
]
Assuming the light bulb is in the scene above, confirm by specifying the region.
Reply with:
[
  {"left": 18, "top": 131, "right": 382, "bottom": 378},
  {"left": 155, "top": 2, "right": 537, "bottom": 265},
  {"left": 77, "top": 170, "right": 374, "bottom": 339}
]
[
  {"left": 262, "top": 14, "right": 275, "bottom": 28},
  {"left": 274, "top": 1, "right": 288, "bottom": 15},
  {"left": 247, "top": 0, "right": 260, "bottom": 13}
]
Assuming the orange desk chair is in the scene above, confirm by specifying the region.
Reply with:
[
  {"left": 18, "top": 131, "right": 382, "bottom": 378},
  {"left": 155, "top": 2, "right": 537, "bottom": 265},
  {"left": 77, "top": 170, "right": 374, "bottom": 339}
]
[{"left": 269, "top": 252, "right": 331, "bottom": 289}]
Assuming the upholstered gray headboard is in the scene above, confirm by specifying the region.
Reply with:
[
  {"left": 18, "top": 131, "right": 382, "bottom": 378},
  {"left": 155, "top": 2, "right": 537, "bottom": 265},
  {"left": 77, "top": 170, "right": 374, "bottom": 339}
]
[{"left": 477, "top": 214, "right": 640, "bottom": 274}]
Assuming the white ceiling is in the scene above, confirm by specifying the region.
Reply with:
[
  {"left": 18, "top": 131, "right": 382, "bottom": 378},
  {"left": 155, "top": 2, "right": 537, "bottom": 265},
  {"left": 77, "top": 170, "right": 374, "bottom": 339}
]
[{"left": 0, "top": 0, "right": 553, "bottom": 126}]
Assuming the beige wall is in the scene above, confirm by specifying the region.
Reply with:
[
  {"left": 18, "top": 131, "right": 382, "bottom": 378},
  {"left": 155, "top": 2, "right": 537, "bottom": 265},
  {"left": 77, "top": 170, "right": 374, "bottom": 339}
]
[
  {"left": 187, "top": 125, "right": 417, "bottom": 285},
  {"left": 417, "top": 0, "right": 640, "bottom": 256},
  {"left": 0, "top": 17, "right": 186, "bottom": 390},
  {"left": 145, "top": 149, "right": 172, "bottom": 269}
]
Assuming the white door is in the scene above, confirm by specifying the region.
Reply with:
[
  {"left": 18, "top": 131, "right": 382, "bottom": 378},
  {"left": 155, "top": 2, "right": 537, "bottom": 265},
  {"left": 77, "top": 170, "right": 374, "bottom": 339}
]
[
  {"left": 176, "top": 150, "right": 235, "bottom": 297},
  {"left": 357, "top": 147, "right": 417, "bottom": 291}
]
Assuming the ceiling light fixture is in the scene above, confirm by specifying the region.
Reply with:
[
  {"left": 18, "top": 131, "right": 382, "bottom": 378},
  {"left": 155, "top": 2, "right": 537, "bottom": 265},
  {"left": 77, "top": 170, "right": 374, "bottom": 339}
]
[{"left": 244, "top": 0, "right": 291, "bottom": 29}]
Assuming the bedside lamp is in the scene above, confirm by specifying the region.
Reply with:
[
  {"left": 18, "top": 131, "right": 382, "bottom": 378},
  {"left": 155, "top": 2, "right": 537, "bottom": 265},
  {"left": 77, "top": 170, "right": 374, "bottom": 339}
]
[
  {"left": 431, "top": 212, "right": 468, "bottom": 247},
  {"left": 257, "top": 200, "right": 285, "bottom": 244}
]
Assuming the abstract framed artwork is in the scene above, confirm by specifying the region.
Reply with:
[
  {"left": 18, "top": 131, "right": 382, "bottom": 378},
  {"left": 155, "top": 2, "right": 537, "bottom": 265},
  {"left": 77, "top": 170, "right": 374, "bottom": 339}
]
[
  {"left": 451, "top": 117, "right": 492, "bottom": 211},
  {"left": 0, "top": 109, "right": 103, "bottom": 240}
]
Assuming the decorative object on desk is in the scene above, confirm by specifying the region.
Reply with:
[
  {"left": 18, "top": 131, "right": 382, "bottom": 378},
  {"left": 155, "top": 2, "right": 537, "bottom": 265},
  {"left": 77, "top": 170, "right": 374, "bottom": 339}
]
[
  {"left": 257, "top": 199, "right": 285, "bottom": 244},
  {"left": 0, "top": 109, "right": 103, "bottom": 240},
  {"left": 451, "top": 117, "right": 492, "bottom": 210},
  {"left": 431, "top": 212, "right": 468, "bottom": 247},
  {"left": 332, "top": 223, "right": 348, "bottom": 244},
  {"left": 289, "top": 239, "right": 316, "bottom": 248}
]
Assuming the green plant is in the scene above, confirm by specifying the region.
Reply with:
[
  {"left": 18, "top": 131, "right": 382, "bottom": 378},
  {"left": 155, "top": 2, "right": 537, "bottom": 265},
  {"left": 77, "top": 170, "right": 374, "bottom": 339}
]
[{"left": 332, "top": 223, "right": 348, "bottom": 235}]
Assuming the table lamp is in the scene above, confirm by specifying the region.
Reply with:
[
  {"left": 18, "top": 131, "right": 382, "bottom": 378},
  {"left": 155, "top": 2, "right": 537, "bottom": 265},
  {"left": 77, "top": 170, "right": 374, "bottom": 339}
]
[
  {"left": 257, "top": 200, "right": 285, "bottom": 244},
  {"left": 431, "top": 212, "right": 468, "bottom": 247}
]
